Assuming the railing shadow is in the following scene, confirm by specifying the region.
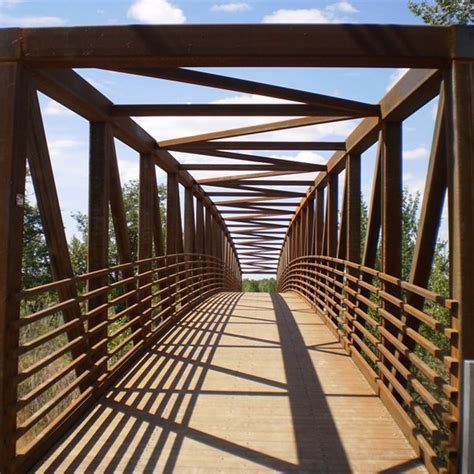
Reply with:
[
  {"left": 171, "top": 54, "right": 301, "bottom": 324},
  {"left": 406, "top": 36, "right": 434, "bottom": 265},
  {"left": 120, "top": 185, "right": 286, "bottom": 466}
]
[
  {"left": 36, "top": 292, "right": 308, "bottom": 472},
  {"left": 270, "top": 293, "right": 352, "bottom": 472}
]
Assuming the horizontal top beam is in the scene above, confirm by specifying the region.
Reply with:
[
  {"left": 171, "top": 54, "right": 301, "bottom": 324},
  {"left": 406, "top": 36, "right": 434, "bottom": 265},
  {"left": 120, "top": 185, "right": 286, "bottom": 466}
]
[
  {"left": 111, "top": 104, "right": 369, "bottom": 117},
  {"left": 165, "top": 141, "right": 345, "bottom": 151},
  {"left": 3, "top": 25, "right": 472, "bottom": 68}
]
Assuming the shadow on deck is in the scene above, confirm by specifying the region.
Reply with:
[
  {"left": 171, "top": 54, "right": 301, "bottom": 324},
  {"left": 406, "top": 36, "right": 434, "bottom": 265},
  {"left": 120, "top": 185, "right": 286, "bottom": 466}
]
[{"left": 34, "top": 292, "right": 425, "bottom": 473}]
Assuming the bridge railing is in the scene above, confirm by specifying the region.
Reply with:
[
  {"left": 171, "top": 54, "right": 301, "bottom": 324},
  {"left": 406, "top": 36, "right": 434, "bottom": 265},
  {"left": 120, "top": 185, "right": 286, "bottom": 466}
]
[
  {"left": 11, "top": 253, "right": 239, "bottom": 471},
  {"left": 278, "top": 255, "right": 458, "bottom": 473}
]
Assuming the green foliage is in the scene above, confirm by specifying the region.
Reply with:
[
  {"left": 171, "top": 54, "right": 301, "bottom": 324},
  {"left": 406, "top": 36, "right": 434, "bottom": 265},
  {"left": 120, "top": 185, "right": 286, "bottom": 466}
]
[
  {"left": 401, "top": 189, "right": 421, "bottom": 280},
  {"left": 22, "top": 201, "right": 52, "bottom": 289},
  {"left": 242, "top": 278, "right": 277, "bottom": 293},
  {"left": 408, "top": 0, "right": 473, "bottom": 24},
  {"left": 69, "top": 179, "right": 167, "bottom": 274}
]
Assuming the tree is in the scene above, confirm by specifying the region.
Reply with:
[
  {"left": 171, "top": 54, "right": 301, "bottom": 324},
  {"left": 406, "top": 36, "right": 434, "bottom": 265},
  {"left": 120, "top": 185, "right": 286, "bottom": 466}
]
[
  {"left": 22, "top": 201, "right": 51, "bottom": 289},
  {"left": 242, "top": 278, "right": 277, "bottom": 293},
  {"left": 69, "top": 179, "right": 167, "bottom": 275},
  {"left": 408, "top": 0, "right": 473, "bottom": 25}
]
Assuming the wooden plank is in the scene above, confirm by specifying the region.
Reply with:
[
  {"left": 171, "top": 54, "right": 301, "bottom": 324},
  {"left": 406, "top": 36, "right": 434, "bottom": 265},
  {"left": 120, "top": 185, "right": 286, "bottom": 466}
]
[
  {"left": 15, "top": 25, "right": 458, "bottom": 68},
  {"left": 88, "top": 122, "right": 111, "bottom": 360},
  {"left": 0, "top": 63, "right": 29, "bottom": 474},
  {"left": 111, "top": 104, "right": 361, "bottom": 117},
  {"left": 165, "top": 141, "right": 345, "bottom": 151}
]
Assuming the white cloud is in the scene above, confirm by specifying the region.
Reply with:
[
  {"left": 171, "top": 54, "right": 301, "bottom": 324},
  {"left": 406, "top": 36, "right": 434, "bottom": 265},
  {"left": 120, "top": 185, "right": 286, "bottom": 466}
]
[
  {"left": 43, "top": 100, "right": 73, "bottom": 117},
  {"left": 403, "top": 172, "right": 425, "bottom": 196},
  {"left": 326, "top": 1, "right": 358, "bottom": 13},
  {"left": 127, "top": 0, "right": 185, "bottom": 24},
  {"left": 403, "top": 147, "right": 429, "bottom": 160},
  {"left": 211, "top": 2, "right": 251, "bottom": 12},
  {"left": 48, "top": 139, "right": 82, "bottom": 159},
  {"left": 262, "top": 1, "right": 358, "bottom": 23},
  {"left": 0, "top": 12, "right": 65, "bottom": 27},
  {"left": 386, "top": 68, "right": 409, "bottom": 92}
]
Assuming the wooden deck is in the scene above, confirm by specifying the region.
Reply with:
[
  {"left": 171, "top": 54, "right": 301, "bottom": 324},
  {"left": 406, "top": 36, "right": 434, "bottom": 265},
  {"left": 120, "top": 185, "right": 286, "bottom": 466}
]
[{"left": 34, "top": 292, "right": 426, "bottom": 473}]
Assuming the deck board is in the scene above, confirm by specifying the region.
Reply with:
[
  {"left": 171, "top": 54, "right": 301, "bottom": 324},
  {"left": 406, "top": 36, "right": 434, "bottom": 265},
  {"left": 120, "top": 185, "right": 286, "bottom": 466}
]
[{"left": 34, "top": 292, "right": 426, "bottom": 473}]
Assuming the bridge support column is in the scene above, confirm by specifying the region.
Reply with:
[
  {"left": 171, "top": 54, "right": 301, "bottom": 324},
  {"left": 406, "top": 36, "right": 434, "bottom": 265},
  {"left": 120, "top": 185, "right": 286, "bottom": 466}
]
[
  {"left": 447, "top": 59, "right": 474, "bottom": 472},
  {"left": 88, "top": 122, "right": 111, "bottom": 365},
  {"left": 0, "top": 63, "right": 30, "bottom": 474}
]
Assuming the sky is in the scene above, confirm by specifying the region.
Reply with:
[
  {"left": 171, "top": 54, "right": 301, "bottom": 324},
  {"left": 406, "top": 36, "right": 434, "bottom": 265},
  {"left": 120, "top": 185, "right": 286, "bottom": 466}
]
[{"left": 0, "top": 0, "right": 444, "bottom": 276}]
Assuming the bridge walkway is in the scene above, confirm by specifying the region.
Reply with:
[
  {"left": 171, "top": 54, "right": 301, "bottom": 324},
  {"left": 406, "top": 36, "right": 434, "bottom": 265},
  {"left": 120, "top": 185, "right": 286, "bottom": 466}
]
[{"left": 34, "top": 292, "right": 425, "bottom": 473}]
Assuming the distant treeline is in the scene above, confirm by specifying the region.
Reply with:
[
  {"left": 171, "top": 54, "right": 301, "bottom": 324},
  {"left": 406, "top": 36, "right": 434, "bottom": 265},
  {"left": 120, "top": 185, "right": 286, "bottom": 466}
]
[{"left": 242, "top": 278, "right": 277, "bottom": 293}]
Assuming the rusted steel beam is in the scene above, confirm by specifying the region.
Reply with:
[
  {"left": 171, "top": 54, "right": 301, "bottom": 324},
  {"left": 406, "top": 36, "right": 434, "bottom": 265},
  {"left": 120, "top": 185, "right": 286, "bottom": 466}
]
[
  {"left": 183, "top": 164, "right": 326, "bottom": 172},
  {"left": 195, "top": 198, "right": 205, "bottom": 255},
  {"left": 29, "top": 68, "right": 234, "bottom": 245},
  {"left": 448, "top": 59, "right": 474, "bottom": 470},
  {"left": 285, "top": 68, "right": 441, "bottom": 233},
  {"left": 346, "top": 153, "right": 361, "bottom": 263},
  {"left": 111, "top": 104, "right": 362, "bottom": 117},
  {"left": 138, "top": 153, "right": 154, "bottom": 329},
  {"left": 181, "top": 150, "right": 327, "bottom": 169},
  {"left": 326, "top": 174, "right": 338, "bottom": 257},
  {"left": 5, "top": 25, "right": 465, "bottom": 68},
  {"left": 0, "top": 63, "right": 30, "bottom": 474},
  {"left": 88, "top": 122, "right": 111, "bottom": 363},
  {"left": 159, "top": 116, "right": 353, "bottom": 147},
  {"left": 165, "top": 141, "right": 345, "bottom": 151},
  {"left": 28, "top": 89, "right": 90, "bottom": 384}
]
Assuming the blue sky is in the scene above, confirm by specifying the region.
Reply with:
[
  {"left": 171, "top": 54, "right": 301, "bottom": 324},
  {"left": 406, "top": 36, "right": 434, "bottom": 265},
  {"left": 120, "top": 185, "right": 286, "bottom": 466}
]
[{"left": 0, "top": 0, "right": 444, "bottom": 274}]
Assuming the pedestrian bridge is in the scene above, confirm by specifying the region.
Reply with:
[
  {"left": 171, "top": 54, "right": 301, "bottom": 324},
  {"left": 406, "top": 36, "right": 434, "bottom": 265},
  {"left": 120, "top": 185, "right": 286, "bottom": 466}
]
[
  {"left": 34, "top": 293, "right": 425, "bottom": 473},
  {"left": 0, "top": 24, "right": 473, "bottom": 474}
]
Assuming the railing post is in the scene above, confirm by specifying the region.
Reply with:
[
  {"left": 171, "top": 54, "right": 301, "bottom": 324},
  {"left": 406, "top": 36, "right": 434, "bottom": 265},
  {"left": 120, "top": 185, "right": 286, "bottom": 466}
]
[
  {"left": 88, "top": 122, "right": 111, "bottom": 366},
  {"left": 447, "top": 58, "right": 474, "bottom": 472},
  {"left": 0, "top": 63, "right": 29, "bottom": 474}
]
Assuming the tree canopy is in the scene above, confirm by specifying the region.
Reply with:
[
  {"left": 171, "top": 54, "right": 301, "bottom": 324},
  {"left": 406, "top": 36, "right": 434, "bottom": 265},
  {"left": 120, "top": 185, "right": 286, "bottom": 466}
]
[{"left": 408, "top": 0, "right": 473, "bottom": 25}]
